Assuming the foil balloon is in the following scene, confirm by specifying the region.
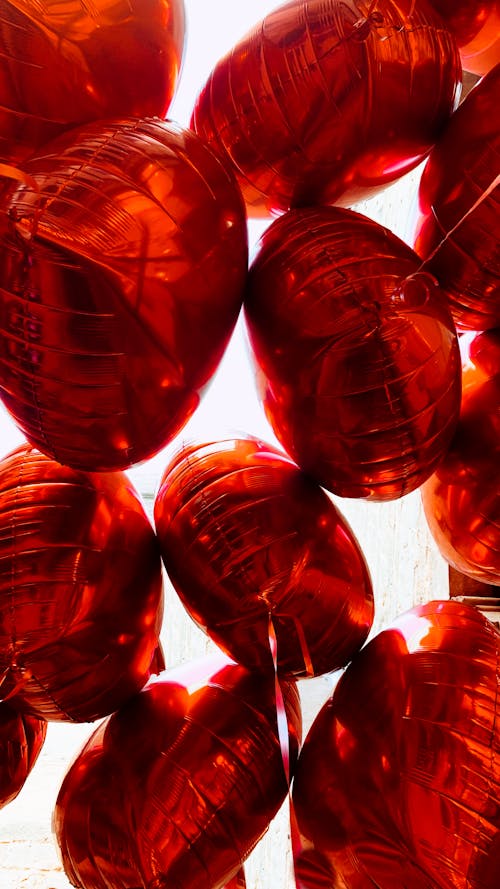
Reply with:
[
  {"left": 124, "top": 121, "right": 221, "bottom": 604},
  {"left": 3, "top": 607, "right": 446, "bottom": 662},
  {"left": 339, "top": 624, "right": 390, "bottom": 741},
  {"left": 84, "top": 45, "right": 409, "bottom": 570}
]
[
  {"left": 421, "top": 330, "right": 500, "bottom": 585},
  {"left": 191, "top": 0, "right": 461, "bottom": 216},
  {"left": 154, "top": 437, "right": 374, "bottom": 678},
  {"left": 413, "top": 64, "right": 500, "bottom": 332},
  {"left": 244, "top": 207, "right": 461, "bottom": 501},
  {"left": 0, "top": 443, "right": 164, "bottom": 721},
  {"left": 54, "top": 655, "right": 302, "bottom": 889},
  {"left": 0, "top": 700, "right": 46, "bottom": 808},
  {"left": 426, "top": 1, "right": 500, "bottom": 74},
  {"left": 0, "top": 0, "right": 186, "bottom": 163},
  {"left": 0, "top": 118, "right": 248, "bottom": 470},
  {"left": 292, "top": 600, "right": 500, "bottom": 889}
]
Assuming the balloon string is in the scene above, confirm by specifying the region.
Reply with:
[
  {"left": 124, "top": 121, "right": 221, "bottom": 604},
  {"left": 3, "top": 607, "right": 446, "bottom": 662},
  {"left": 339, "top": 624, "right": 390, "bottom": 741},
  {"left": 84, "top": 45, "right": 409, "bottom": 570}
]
[{"left": 267, "top": 614, "right": 308, "bottom": 888}]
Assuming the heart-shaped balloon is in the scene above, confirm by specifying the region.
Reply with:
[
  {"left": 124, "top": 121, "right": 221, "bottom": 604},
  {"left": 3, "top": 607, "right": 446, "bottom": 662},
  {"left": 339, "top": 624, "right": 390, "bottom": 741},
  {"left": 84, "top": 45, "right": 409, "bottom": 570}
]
[
  {"left": 426, "top": 1, "right": 500, "bottom": 74},
  {"left": 154, "top": 437, "right": 374, "bottom": 678},
  {"left": 0, "top": 699, "right": 46, "bottom": 808},
  {"left": 54, "top": 655, "right": 302, "bottom": 889},
  {"left": 0, "top": 444, "right": 164, "bottom": 721},
  {"left": 421, "top": 330, "right": 500, "bottom": 585},
  {"left": 0, "top": 0, "right": 186, "bottom": 163},
  {"left": 191, "top": 0, "right": 461, "bottom": 216},
  {"left": 0, "top": 118, "right": 248, "bottom": 470},
  {"left": 292, "top": 600, "right": 500, "bottom": 889},
  {"left": 413, "top": 64, "right": 500, "bottom": 332},
  {"left": 245, "top": 207, "right": 461, "bottom": 500}
]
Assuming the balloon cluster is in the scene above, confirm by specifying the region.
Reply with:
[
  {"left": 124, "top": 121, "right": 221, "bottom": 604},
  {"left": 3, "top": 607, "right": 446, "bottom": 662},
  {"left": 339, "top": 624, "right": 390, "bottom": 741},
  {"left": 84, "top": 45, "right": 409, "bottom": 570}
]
[{"left": 0, "top": 1, "right": 498, "bottom": 887}]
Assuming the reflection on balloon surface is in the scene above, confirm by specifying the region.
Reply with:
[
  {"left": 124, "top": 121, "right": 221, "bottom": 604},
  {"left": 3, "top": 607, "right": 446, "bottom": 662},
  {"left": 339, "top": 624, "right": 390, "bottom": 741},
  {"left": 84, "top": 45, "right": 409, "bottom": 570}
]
[
  {"left": 422, "top": 330, "right": 500, "bottom": 585},
  {"left": 293, "top": 600, "right": 500, "bottom": 889},
  {"left": 0, "top": 444, "right": 164, "bottom": 721},
  {"left": 0, "top": 118, "right": 248, "bottom": 470},
  {"left": 245, "top": 207, "right": 461, "bottom": 500},
  {"left": 0, "top": 0, "right": 186, "bottom": 162},
  {"left": 155, "top": 436, "right": 374, "bottom": 678},
  {"left": 191, "top": 0, "right": 461, "bottom": 216},
  {"left": 54, "top": 656, "right": 302, "bottom": 889}
]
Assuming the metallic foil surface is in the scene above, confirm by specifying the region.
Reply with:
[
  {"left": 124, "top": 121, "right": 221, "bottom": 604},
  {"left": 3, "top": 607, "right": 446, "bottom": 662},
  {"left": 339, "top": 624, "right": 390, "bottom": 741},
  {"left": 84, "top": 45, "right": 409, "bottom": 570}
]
[
  {"left": 0, "top": 118, "right": 248, "bottom": 470},
  {"left": 54, "top": 655, "right": 302, "bottom": 889},
  {"left": 154, "top": 436, "right": 374, "bottom": 679},
  {"left": 0, "top": 443, "right": 164, "bottom": 721},
  {"left": 191, "top": 0, "right": 461, "bottom": 216},
  {"left": 293, "top": 600, "right": 500, "bottom": 889},
  {"left": 245, "top": 206, "right": 461, "bottom": 501}
]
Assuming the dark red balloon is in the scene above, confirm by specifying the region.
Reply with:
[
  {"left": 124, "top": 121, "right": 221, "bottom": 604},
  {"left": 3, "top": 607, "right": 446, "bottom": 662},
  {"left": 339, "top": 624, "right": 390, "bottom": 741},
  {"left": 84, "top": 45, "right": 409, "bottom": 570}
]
[
  {"left": 421, "top": 330, "right": 500, "bottom": 585},
  {"left": 0, "top": 443, "right": 164, "bottom": 721},
  {"left": 0, "top": 700, "right": 46, "bottom": 808},
  {"left": 0, "top": 119, "right": 248, "bottom": 470},
  {"left": 191, "top": 0, "right": 461, "bottom": 216},
  {"left": 154, "top": 437, "right": 374, "bottom": 679},
  {"left": 0, "top": 0, "right": 185, "bottom": 163},
  {"left": 426, "top": 0, "right": 500, "bottom": 74},
  {"left": 413, "top": 65, "right": 500, "bottom": 332},
  {"left": 292, "top": 600, "right": 500, "bottom": 889},
  {"left": 245, "top": 207, "right": 461, "bottom": 501},
  {"left": 54, "top": 656, "right": 302, "bottom": 889}
]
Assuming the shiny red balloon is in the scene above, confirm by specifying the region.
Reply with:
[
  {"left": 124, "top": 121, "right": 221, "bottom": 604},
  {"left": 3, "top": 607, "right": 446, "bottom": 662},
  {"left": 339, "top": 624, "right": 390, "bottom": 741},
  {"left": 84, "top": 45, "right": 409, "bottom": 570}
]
[
  {"left": 54, "top": 655, "right": 302, "bottom": 889},
  {"left": 245, "top": 207, "right": 461, "bottom": 501},
  {"left": 0, "top": 443, "right": 163, "bottom": 721},
  {"left": 191, "top": 0, "right": 461, "bottom": 216},
  {"left": 0, "top": 0, "right": 185, "bottom": 163},
  {"left": 426, "top": 0, "right": 500, "bottom": 74},
  {"left": 154, "top": 437, "right": 374, "bottom": 679},
  {"left": 422, "top": 330, "right": 500, "bottom": 585},
  {"left": 413, "top": 65, "right": 500, "bottom": 332},
  {"left": 0, "top": 119, "right": 248, "bottom": 470},
  {"left": 292, "top": 600, "right": 500, "bottom": 889},
  {"left": 0, "top": 701, "right": 46, "bottom": 808}
]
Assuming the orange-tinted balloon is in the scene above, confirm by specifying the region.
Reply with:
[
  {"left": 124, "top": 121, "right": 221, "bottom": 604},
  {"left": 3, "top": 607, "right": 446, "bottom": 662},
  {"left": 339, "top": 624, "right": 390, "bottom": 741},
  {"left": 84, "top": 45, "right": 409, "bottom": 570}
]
[
  {"left": 0, "top": 119, "right": 248, "bottom": 470},
  {"left": 154, "top": 437, "right": 374, "bottom": 679},
  {"left": 292, "top": 600, "right": 500, "bottom": 889},
  {"left": 54, "top": 656, "right": 302, "bottom": 889},
  {"left": 413, "top": 65, "right": 500, "bottom": 332},
  {"left": 191, "top": 0, "right": 461, "bottom": 216},
  {"left": 0, "top": 444, "right": 164, "bottom": 721},
  {"left": 427, "top": 0, "right": 500, "bottom": 74},
  {"left": 0, "top": 0, "right": 186, "bottom": 163},
  {"left": 422, "top": 330, "right": 500, "bottom": 585},
  {"left": 244, "top": 207, "right": 461, "bottom": 501},
  {"left": 0, "top": 701, "right": 46, "bottom": 808}
]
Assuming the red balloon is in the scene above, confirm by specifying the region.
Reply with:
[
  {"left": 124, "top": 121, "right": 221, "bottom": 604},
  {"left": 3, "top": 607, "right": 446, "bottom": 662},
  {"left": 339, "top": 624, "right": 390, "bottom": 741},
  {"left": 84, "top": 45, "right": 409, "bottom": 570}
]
[
  {"left": 191, "top": 0, "right": 461, "bottom": 216},
  {"left": 413, "top": 65, "right": 500, "bottom": 332},
  {"left": 54, "top": 655, "right": 302, "bottom": 889},
  {"left": 421, "top": 330, "right": 500, "bottom": 585},
  {"left": 426, "top": 0, "right": 500, "bottom": 74},
  {"left": 0, "top": 700, "right": 46, "bottom": 808},
  {"left": 0, "top": 119, "right": 248, "bottom": 470},
  {"left": 0, "top": 443, "right": 164, "bottom": 721},
  {"left": 244, "top": 207, "right": 461, "bottom": 501},
  {"left": 292, "top": 600, "right": 500, "bottom": 889},
  {"left": 0, "top": 0, "right": 186, "bottom": 163},
  {"left": 154, "top": 437, "right": 374, "bottom": 679}
]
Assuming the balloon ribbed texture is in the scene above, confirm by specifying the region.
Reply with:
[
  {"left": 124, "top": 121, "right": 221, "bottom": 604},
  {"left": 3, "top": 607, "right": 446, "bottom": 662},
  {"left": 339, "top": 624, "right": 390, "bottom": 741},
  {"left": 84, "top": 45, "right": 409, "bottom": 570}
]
[
  {"left": 191, "top": 0, "right": 461, "bottom": 216},
  {"left": 154, "top": 437, "right": 374, "bottom": 678},
  {"left": 292, "top": 600, "right": 500, "bottom": 889},
  {"left": 244, "top": 206, "right": 461, "bottom": 501},
  {"left": 54, "top": 656, "right": 302, "bottom": 889},
  {"left": 0, "top": 118, "right": 248, "bottom": 470}
]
